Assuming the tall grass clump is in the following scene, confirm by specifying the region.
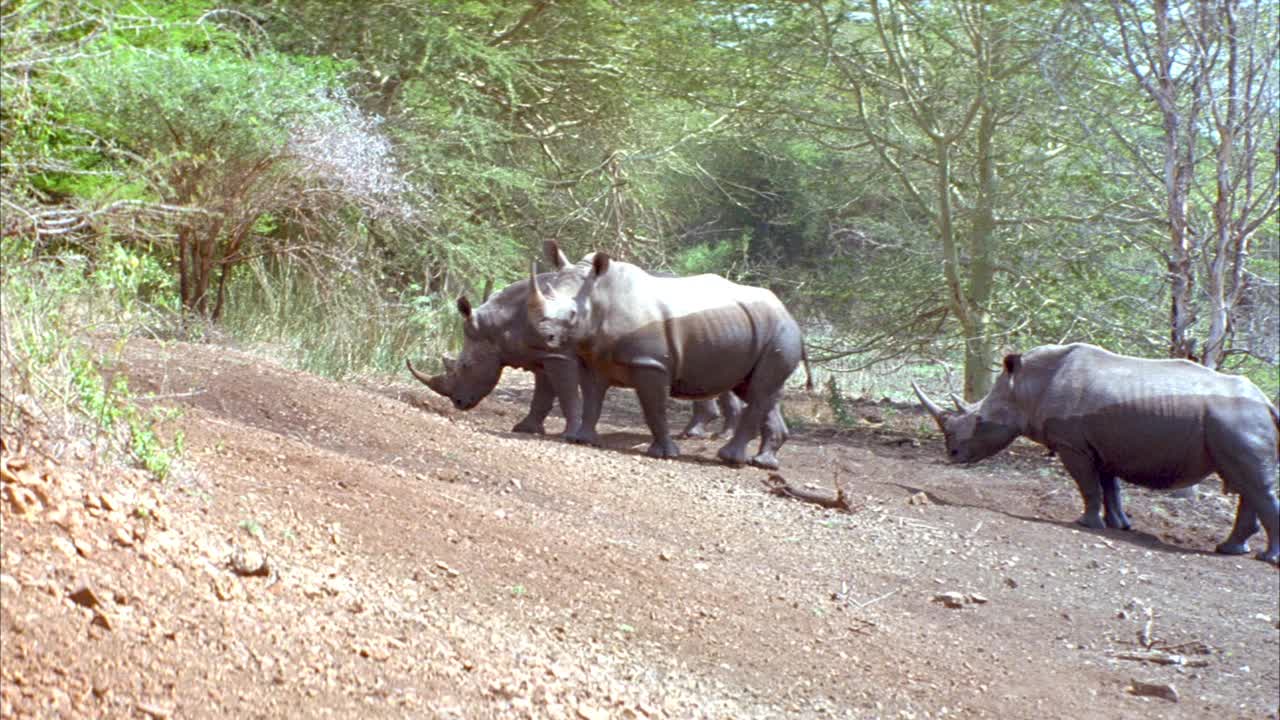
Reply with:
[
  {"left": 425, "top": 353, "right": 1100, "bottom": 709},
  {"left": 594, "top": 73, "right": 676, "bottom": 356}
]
[
  {"left": 220, "top": 256, "right": 461, "bottom": 380},
  {"left": 0, "top": 238, "right": 184, "bottom": 478}
]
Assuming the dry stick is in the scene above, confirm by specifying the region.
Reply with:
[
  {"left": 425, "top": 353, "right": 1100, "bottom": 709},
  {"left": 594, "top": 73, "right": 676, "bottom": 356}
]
[{"left": 763, "top": 473, "right": 858, "bottom": 511}]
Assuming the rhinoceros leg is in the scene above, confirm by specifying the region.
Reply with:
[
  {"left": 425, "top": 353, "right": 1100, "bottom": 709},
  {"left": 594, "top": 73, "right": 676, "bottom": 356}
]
[
  {"left": 1056, "top": 449, "right": 1107, "bottom": 530},
  {"left": 633, "top": 369, "right": 680, "bottom": 459},
  {"left": 1099, "top": 475, "right": 1132, "bottom": 530},
  {"left": 680, "top": 399, "right": 720, "bottom": 439},
  {"left": 541, "top": 355, "right": 583, "bottom": 439},
  {"left": 1209, "top": 413, "right": 1279, "bottom": 564},
  {"left": 1215, "top": 496, "right": 1260, "bottom": 556},
  {"left": 718, "top": 388, "right": 781, "bottom": 467},
  {"left": 564, "top": 370, "right": 606, "bottom": 446},
  {"left": 749, "top": 404, "right": 788, "bottom": 470},
  {"left": 512, "top": 371, "right": 554, "bottom": 434},
  {"left": 718, "top": 393, "right": 743, "bottom": 438}
]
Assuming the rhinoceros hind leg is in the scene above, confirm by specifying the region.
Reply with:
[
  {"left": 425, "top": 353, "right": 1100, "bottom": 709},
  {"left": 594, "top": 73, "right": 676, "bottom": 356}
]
[
  {"left": 1215, "top": 495, "right": 1259, "bottom": 557},
  {"left": 1100, "top": 475, "right": 1131, "bottom": 530},
  {"left": 750, "top": 405, "right": 788, "bottom": 470},
  {"left": 718, "top": 393, "right": 744, "bottom": 439},
  {"left": 679, "top": 399, "right": 720, "bottom": 439}
]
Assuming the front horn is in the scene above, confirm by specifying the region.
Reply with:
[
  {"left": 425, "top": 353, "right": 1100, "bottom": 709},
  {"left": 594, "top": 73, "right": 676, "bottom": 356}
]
[{"left": 911, "top": 381, "right": 948, "bottom": 427}]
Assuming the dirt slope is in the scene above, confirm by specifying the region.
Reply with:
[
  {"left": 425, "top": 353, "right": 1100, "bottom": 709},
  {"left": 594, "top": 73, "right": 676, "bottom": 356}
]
[{"left": 2, "top": 338, "right": 1277, "bottom": 719}]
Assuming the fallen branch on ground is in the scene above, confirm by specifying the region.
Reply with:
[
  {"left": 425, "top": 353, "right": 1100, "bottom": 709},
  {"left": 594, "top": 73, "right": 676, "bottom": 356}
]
[{"left": 763, "top": 474, "right": 861, "bottom": 512}]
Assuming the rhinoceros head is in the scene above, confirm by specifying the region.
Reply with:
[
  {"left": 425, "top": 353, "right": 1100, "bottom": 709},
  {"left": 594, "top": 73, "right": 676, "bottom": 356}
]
[
  {"left": 912, "top": 355, "right": 1025, "bottom": 464},
  {"left": 407, "top": 295, "right": 504, "bottom": 410},
  {"left": 527, "top": 251, "right": 604, "bottom": 351}
]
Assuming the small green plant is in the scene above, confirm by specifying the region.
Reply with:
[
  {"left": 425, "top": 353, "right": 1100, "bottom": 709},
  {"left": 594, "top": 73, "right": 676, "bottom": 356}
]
[
  {"left": 239, "top": 519, "right": 265, "bottom": 539},
  {"left": 825, "top": 376, "right": 855, "bottom": 427},
  {"left": 508, "top": 585, "right": 527, "bottom": 598}
]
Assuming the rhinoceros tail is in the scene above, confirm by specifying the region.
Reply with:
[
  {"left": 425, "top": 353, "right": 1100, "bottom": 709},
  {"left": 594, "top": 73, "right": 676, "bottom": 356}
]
[
  {"left": 801, "top": 343, "right": 814, "bottom": 392},
  {"left": 1272, "top": 400, "right": 1280, "bottom": 456}
]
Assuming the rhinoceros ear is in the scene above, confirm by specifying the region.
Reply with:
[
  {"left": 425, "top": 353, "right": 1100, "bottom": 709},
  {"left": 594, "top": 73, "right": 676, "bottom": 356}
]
[
  {"left": 1003, "top": 353, "right": 1022, "bottom": 374},
  {"left": 543, "top": 240, "right": 570, "bottom": 270},
  {"left": 456, "top": 295, "right": 473, "bottom": 319},
  {"left": 591, "top": 252, "right": 611, "bottom": 277}
]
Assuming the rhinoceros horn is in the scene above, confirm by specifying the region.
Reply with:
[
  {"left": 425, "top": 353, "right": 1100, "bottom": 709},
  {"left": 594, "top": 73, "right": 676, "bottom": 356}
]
[
  {"left": 527, "top": 260, "right": 546, "bottom": 313},
  {"left": 406, "top": 358, "right": 451, "bottom": 397},
  {"left": 911, "top": 381, "right": 948, "bottom": 428}
]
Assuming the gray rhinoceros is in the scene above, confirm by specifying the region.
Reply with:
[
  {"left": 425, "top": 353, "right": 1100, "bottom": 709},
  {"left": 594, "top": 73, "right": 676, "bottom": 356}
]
[
  {"left": 912, "top": 343, "right": 1279, "bottom": 563},
  {"left": 406, "top": 266, "right": 741, "bottom": 439},
  {"left": 527, "top": 245, "right": 810, "bottom": 469}
]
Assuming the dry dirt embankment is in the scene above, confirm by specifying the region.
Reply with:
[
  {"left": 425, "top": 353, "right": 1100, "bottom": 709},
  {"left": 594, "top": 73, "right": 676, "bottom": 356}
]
[{"left": 2, "top": 339, "right": 1277, "bottom": 719}]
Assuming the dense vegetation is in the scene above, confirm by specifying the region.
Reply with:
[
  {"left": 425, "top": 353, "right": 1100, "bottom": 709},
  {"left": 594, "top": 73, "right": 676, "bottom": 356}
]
[{"left": 3, "top": 0, "right": 1276, "bottom": 461}]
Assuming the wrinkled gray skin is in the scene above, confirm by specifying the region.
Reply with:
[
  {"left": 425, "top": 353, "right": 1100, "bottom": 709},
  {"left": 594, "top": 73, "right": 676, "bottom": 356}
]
[
  {"left": 406, "top": 249, "right": 741, "bottom": 439},
  {"left": 528, "top": 243, "right": 806, "bottom": 469},
  {"left": 913, "top": 343, "right": 1280, "bottom": 564}
]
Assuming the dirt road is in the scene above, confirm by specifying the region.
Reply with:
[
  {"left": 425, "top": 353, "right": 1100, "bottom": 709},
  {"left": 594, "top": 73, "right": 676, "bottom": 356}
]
[{"left": 2, "top": 339, "right": 1277, "bottom": 718}]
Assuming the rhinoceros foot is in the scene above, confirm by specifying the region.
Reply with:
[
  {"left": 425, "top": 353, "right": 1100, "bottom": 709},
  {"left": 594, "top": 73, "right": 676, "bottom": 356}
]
[
  {"left": 716, "top": 446, "right": 748, "bottom": 467},
  {"left": 1104, "top": 511, "right": 1132, "bottom": 531},
  {"left": 1258, "top": 548, "right": 1279, "bottom": 565},
  {"left": 679, "top": 424, "right": 711, "bottom": 439},
  {"left": 511, "top": 418, "right": 547, "bottom": 435},
  {"left": 645, "top": 439, "right": 680, "bottom": 459},
  {"left": 1075, "top": 513, "right": 1106, "bottom": 530},
  {"left": 563, "top": 428, "right": 601, "bottom": 446},
  {"left": 1214, "top": 539, "right": 1251, "bottom": 556},
  {"left": 749, "top": 452, "right": 780, "bottom": 470}
]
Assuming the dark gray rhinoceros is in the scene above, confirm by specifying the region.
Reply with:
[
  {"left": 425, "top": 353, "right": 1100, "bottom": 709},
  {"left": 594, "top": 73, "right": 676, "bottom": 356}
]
[
  {"left": 527, "top": 245, "right": 811, "bottom": 469},
  {"left": 912, "top": 343, "right": 1279, "bottom": 563},
  {"left": 406, "top": 270, "right": 741, "bottom": 439}
]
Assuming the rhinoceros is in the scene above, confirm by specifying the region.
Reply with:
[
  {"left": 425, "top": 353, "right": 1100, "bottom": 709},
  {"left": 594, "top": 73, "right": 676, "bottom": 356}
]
[
  {"left": 405, "top": 265, "right": 742, "bottom": 439},
  {"left": 912, "top": 343, "right": 1279, "bottom": 563},
  {"left": 527, "top": 243, "right": 811, "bottom": 469}
]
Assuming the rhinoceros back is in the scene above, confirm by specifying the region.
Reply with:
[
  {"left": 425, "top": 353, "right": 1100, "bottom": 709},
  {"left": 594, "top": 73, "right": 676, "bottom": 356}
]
[
  {"left": 587, "top": 264, "right": 801, "bottom": 397},
  {"left": 1022, "top": 343, "right": 1275, "bottom": 488}
]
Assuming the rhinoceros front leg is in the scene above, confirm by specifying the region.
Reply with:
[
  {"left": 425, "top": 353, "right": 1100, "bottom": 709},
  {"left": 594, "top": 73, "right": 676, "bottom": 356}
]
[
  {"left": 564, "top": 369, "right": 606, "bottom": 446},
  {"left": 512, "top": 371, "right": 554, "bottom": 434},
  {"left": 541, "top": 355, "right": 584, "bottom": 440},
  {"left": 1056, "top": 449, "right": 1108, "bottom": 530},
  {"left": 633, "top": 369, "right": 679, "bottom": 459}
]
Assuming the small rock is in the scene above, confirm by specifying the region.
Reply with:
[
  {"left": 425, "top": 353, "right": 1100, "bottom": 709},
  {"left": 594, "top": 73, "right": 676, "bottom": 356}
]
[
  {"left": 1004, "top": 577, "right": 1018, "bottom": 589},
  {"left": 5, "top": 485, "right": 40, "bottom": 516},
  {"left": 658, "top": 551, "right": 673, "bottom": 562},
  {"left": 0, "top": 574, "right": 21, "bottom": 595},
  {"left": 91, "top": 610, "right": 114, "bottom": 631},
  {"left": 907, "top": 492, "right": 930, "bottom": 506},
  {"left": 72, "top": 537, "right": 93, "bottom": 558},
  {"left": 112, "top": 527, "right": 135, "bottom": 547},
  {"left": 69, "top": 585, "right": 102, "bottom": 609},
  {"left": 966, "top": 593, "right": 989, "bottom": 604},
  {"left": 933, "top": 592, "right": 966, "bottom": 609},
  {"left": 229, "top": 549, "right": 270, "bottom": 577},
  {"left": 1128, "top": 679, "right": 1178, "bottom": 703}
]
